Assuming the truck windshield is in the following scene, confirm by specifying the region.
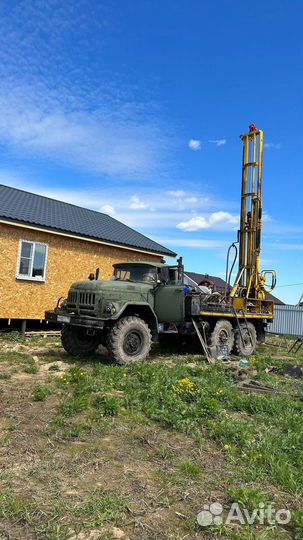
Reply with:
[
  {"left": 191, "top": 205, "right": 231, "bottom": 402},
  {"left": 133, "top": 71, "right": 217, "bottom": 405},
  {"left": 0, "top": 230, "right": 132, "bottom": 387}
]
[{"left": 113, "top": 265, "right": 157, "bottom": 283}]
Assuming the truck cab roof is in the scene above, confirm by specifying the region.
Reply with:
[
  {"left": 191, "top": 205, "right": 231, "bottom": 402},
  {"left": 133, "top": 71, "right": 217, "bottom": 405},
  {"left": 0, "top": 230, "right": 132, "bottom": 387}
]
[{"left": 113, "top": 261, "right": 168, "bottom": 268}]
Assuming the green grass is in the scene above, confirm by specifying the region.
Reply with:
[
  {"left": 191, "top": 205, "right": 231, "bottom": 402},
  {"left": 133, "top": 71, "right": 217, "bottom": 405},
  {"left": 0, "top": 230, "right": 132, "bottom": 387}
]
[
  {"left": 76, "top": 489, "right": 129, "bottom": 528},
  {"left": 0, "top": 334, "right": 302, "bottom": 539},
  {"left": 228, "top": 486, "right": 271, "bottom": 511},
  {"left": 32, "top": 385, "right": 51, "bottom": 401},
  {"left": 24, "top": 364, "right": 39, "bottom": 374},
  {"left": 178, "top": 461, "right": 201, "bottom": 477},
  {"left": 0, "top": 491, "right": 34, "bottom": 525},
  {"left": 46, "top": 356, "right": 303, "bottom": 496}
]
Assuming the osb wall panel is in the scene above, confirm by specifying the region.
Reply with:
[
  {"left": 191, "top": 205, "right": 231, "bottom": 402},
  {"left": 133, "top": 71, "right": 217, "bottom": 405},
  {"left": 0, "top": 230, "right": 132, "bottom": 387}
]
[{"left": 0, "top": 223, "right": 162, "bottom": 320}]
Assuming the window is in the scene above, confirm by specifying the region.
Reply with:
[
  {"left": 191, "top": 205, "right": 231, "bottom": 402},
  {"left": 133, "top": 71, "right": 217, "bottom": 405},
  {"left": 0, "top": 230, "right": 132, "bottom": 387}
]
[
  {"left": 113, "top": 264, "right": 157, "bottom": 283},
  {"left": 17, "top": 240, "right": 48, "bottom": 281}
]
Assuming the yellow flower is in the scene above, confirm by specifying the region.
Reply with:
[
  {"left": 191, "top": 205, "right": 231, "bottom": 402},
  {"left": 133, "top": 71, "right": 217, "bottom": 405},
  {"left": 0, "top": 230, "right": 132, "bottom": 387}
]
[
  {"left": 173, "top": 378, "right": 200, "bottom": 399},
  {"left": 216, "top": 389, "right": 224, "bottom": 395},
  {"left": 224, "top": 444, "right": 231, "bottom": 451}
]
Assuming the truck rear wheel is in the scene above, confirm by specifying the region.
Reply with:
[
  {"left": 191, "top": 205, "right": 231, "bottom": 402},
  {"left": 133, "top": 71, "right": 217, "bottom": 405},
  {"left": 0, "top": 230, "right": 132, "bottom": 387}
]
[
  {"left": 210, "top": 319, "right": 234, "bottom": 356},
  {"left": 107, "top": 316, "right": 152, "bottom": 365},
  {"left": 233, "top": 322, "right": 257, "bottom": 356},
  {"left": 61, "top": 325, "right": 99, "bottom": 356}
]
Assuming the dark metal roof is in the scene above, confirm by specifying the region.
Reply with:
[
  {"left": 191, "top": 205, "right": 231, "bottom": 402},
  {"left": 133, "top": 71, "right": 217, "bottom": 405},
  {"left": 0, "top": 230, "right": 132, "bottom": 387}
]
[
  {"left": 185, "top": 271, "right": 284, "bottom": 305},
  {"left": 185, "top": 272, "right": 228, "bottom": 291},
  {"left": 264, "top": 292, "right": 285, "bottom": 305},
  {"left": 113, "top": 261, "right": 166, "bottom": 268},
  {"left": 0, "top": 184, "right": 176, "bottom": 257}
]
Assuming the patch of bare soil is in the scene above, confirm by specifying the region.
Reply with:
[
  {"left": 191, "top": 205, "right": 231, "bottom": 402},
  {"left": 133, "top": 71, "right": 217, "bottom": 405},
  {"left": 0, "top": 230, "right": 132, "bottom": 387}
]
[{"left": 0, "top": 361, "right": 231, "bottom": 540}]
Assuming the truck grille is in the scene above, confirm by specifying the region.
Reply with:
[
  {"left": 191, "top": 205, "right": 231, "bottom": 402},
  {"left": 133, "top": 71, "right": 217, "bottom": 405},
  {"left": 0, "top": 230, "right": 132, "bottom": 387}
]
[
  {"left": 67, "top": 291, "right": 96, "bottom": 311},
  {"left": 68, "top": 291, "right": 78, "bottom": 304},
  {"left": 79, "top": 292, "right": 95, "bottom": 306}
]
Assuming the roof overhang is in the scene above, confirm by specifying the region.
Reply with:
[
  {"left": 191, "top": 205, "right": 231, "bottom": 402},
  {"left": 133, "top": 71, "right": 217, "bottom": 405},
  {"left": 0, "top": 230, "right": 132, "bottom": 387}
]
[{"left": 0, "top": 218, "right": 176, "bottom": 258}]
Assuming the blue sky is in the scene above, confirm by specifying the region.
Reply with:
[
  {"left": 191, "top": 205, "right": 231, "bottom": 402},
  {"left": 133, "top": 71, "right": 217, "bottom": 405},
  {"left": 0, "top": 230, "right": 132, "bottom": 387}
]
[{"left": 0, "top": 0, "right": 302, "bottom": 303}]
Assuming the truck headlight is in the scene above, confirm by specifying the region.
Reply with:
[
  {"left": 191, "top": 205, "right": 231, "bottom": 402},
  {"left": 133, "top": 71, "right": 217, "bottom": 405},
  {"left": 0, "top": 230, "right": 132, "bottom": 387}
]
[{"left": 105, "top": 303, "right": 116, "bottom": 314}]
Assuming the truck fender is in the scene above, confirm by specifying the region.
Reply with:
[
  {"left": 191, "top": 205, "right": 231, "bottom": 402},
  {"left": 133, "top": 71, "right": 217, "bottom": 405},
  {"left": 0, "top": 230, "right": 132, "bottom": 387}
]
[{"left": 113, "top": 302, "right": 159, "bottom": 336}]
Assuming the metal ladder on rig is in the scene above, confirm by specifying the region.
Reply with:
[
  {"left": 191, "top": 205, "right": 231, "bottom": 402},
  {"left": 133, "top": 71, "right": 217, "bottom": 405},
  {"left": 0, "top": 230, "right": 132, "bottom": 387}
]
[
  {"left": 191, "top": 318, "right": 215, "bottom": 364},
  {"left": 232, "top": 307, "right": 253, "bottom": 349}
]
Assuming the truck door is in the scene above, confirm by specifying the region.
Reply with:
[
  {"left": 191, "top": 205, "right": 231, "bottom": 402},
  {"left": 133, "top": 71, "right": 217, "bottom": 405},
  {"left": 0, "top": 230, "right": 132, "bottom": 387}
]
[{"left": 154, "top": 284, "right": 185, "bottom": 323}]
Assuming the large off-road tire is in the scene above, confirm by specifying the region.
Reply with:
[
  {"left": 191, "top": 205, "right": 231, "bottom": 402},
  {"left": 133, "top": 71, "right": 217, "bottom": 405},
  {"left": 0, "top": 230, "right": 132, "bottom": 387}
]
[
  {"left": 61, "top": 325, "right": 100, "bottom": 356},
  {"left": 107, "top": 316, "right": 152, "bottom": 365},
  {"left": 209, "top": 319, "right": 234, "bottom": 356},
  {"left": 233, "top": 322, "right": 257, "bottom": 356}
]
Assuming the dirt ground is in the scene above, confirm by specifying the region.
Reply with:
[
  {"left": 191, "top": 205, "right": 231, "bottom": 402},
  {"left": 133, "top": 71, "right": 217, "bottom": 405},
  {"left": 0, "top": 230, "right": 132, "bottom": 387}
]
[{"left": 0, "top": 333, "right": 302, "bottom": 540}]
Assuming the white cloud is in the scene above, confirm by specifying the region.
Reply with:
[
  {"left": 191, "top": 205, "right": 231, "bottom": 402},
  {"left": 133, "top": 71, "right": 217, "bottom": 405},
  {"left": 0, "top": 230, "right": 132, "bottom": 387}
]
[
  {"left": 188, "top": 139, "right": 201, "bottom": 151},
  {"left": 129, "top": 195, "right": 149, "bottom": 210},
  {"left": 177, "top": 211, "right": 238, "bottom": 231},
  {"left": 0, "top": 87, "right": 172, "bottom": 179},
  {"left": 264, "top": 143, "right": 281, "bottom": 149},
  {"left": 262, "top": 213, "right": 272, "bottom": 223},
  {"left": 208, "top": 211, "right": 238, "bottom": 226},
  {"left": 100, "top": 204, "right": 115, "bottom": 216},
  {"left": 267, "top": 242, "right": 303, "bottom": 251},
  {"left": 185, "top": 196, "right": 199, "bottom": 203},
  {"left": 209, "top": 139, "right": 227, "bottom": 146},
  {"left": 168, "top": 190, "right": 186, "bottom": 197},
  {"left": 177, "top": 216, "right": 210, "bottom": 231},
  {"left": 154, "top": 237, "right": 227, "bottom": 249},
  {"left": 0, "top": 4, "right": 173, "bottom": 182}
]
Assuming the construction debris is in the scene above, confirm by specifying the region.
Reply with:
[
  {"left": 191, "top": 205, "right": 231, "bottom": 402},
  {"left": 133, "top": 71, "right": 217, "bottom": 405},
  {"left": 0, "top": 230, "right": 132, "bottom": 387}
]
[
  {"left": 236, "top": 379, "right": 286, "bottom": 395},
  {"left": 284, "top": 364, "right": 303, "bottom": 378}
]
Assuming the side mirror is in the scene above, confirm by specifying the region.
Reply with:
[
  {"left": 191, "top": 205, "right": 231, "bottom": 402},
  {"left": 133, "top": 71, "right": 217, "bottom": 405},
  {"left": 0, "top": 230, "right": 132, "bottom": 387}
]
[{"left": 88, "top": 273, "right": 95, "bottom": 281}]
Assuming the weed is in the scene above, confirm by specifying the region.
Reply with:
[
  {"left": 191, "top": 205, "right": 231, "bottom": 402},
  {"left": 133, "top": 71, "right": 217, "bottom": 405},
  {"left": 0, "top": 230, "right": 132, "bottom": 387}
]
[
  {"left": 0, "top": 331, "right": 25, "bottom": 343},
  {"left": 94, "top": 394, "right": 121, "bottom": 417},
  {"left": 0, "top": 373, "right": 11, "bottom": 380},
  {"left": 0, "top": 491, "right": 33, "bottom": 524},
  {"left": 59, "top": 394, "right": 90, "bottom": 416},
  {"left": 35, "top": 522, "right": 71, "bottom": 540},
  {"left": 210, "top": 524, "right": 291, "bottom": 539},
  {"left": 77, "top": 489, "right": 129, "bottom": 528},
  {"left": 228, "top": 486, "right": 271, "bottom": 511},
  {"left": 60, "top": 423, "right": 88, "bottom": 439},
  {"left": 32, "top": 385, "right": 50, "bottom": 401},
  {"left": 173, "top": 377, "right": 201, "bottom": 401},
  {"left": 154, "top": 442, "right": 175, "bottom": 461},
  {"left": 293, "top": 509, "right": 303, "bottom": 540},
  {"left": 48, "top": 363, "right": 60, "bottom": 371},
  {"left": 0, "top": 352, "right": 31, "bottom": 364},
  {"left": 209, "top": 416, "right": 255, "bottom": 449},
  {"left": 24, "top": 363, "right": 39, "bottom": 374},
  {"left": 178, "top": 461, "right": 201, "bottom": 477}
]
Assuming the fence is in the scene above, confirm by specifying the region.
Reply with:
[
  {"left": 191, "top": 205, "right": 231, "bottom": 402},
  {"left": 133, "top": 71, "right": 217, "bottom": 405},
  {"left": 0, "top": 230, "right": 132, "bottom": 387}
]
[{"left": 266, "top": 304, "right": 303, "bottom": 337}]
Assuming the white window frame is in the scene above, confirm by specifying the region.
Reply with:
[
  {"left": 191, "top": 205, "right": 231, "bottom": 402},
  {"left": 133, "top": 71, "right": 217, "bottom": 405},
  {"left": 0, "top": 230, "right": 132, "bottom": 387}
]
[{"left": 16, "top": 240, "right": 49, "bottom": 282}]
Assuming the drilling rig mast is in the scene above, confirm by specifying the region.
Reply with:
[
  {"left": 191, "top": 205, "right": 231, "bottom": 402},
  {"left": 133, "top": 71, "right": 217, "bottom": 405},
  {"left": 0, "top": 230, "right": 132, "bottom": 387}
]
[
  {"left": 197, "top": 125, "right": 277, "bottom": 355},
  {"left": 231, "top": 124, "right": 276, "bottom": 300}
]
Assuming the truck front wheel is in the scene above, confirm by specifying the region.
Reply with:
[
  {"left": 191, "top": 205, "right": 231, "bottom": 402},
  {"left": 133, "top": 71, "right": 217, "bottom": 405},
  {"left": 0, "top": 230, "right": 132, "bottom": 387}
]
[
  {"left": 108, "top": 316, "right": 152, "bottom": 365},
  {"left": 61, "top": 326, "right": 100, "bottom": 356}
]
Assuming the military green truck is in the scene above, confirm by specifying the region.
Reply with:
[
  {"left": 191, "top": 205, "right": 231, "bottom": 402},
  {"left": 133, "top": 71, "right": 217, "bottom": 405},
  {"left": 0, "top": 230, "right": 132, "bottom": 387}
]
[
  {"left": 45, "top": 255, "right": 270, "bottom": 364},
  {"left": 46, "top": 258, "right": 203, "bottom": 364},
  {"left": 45, "top": 126, "right": 276, "bottom": 363}
]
